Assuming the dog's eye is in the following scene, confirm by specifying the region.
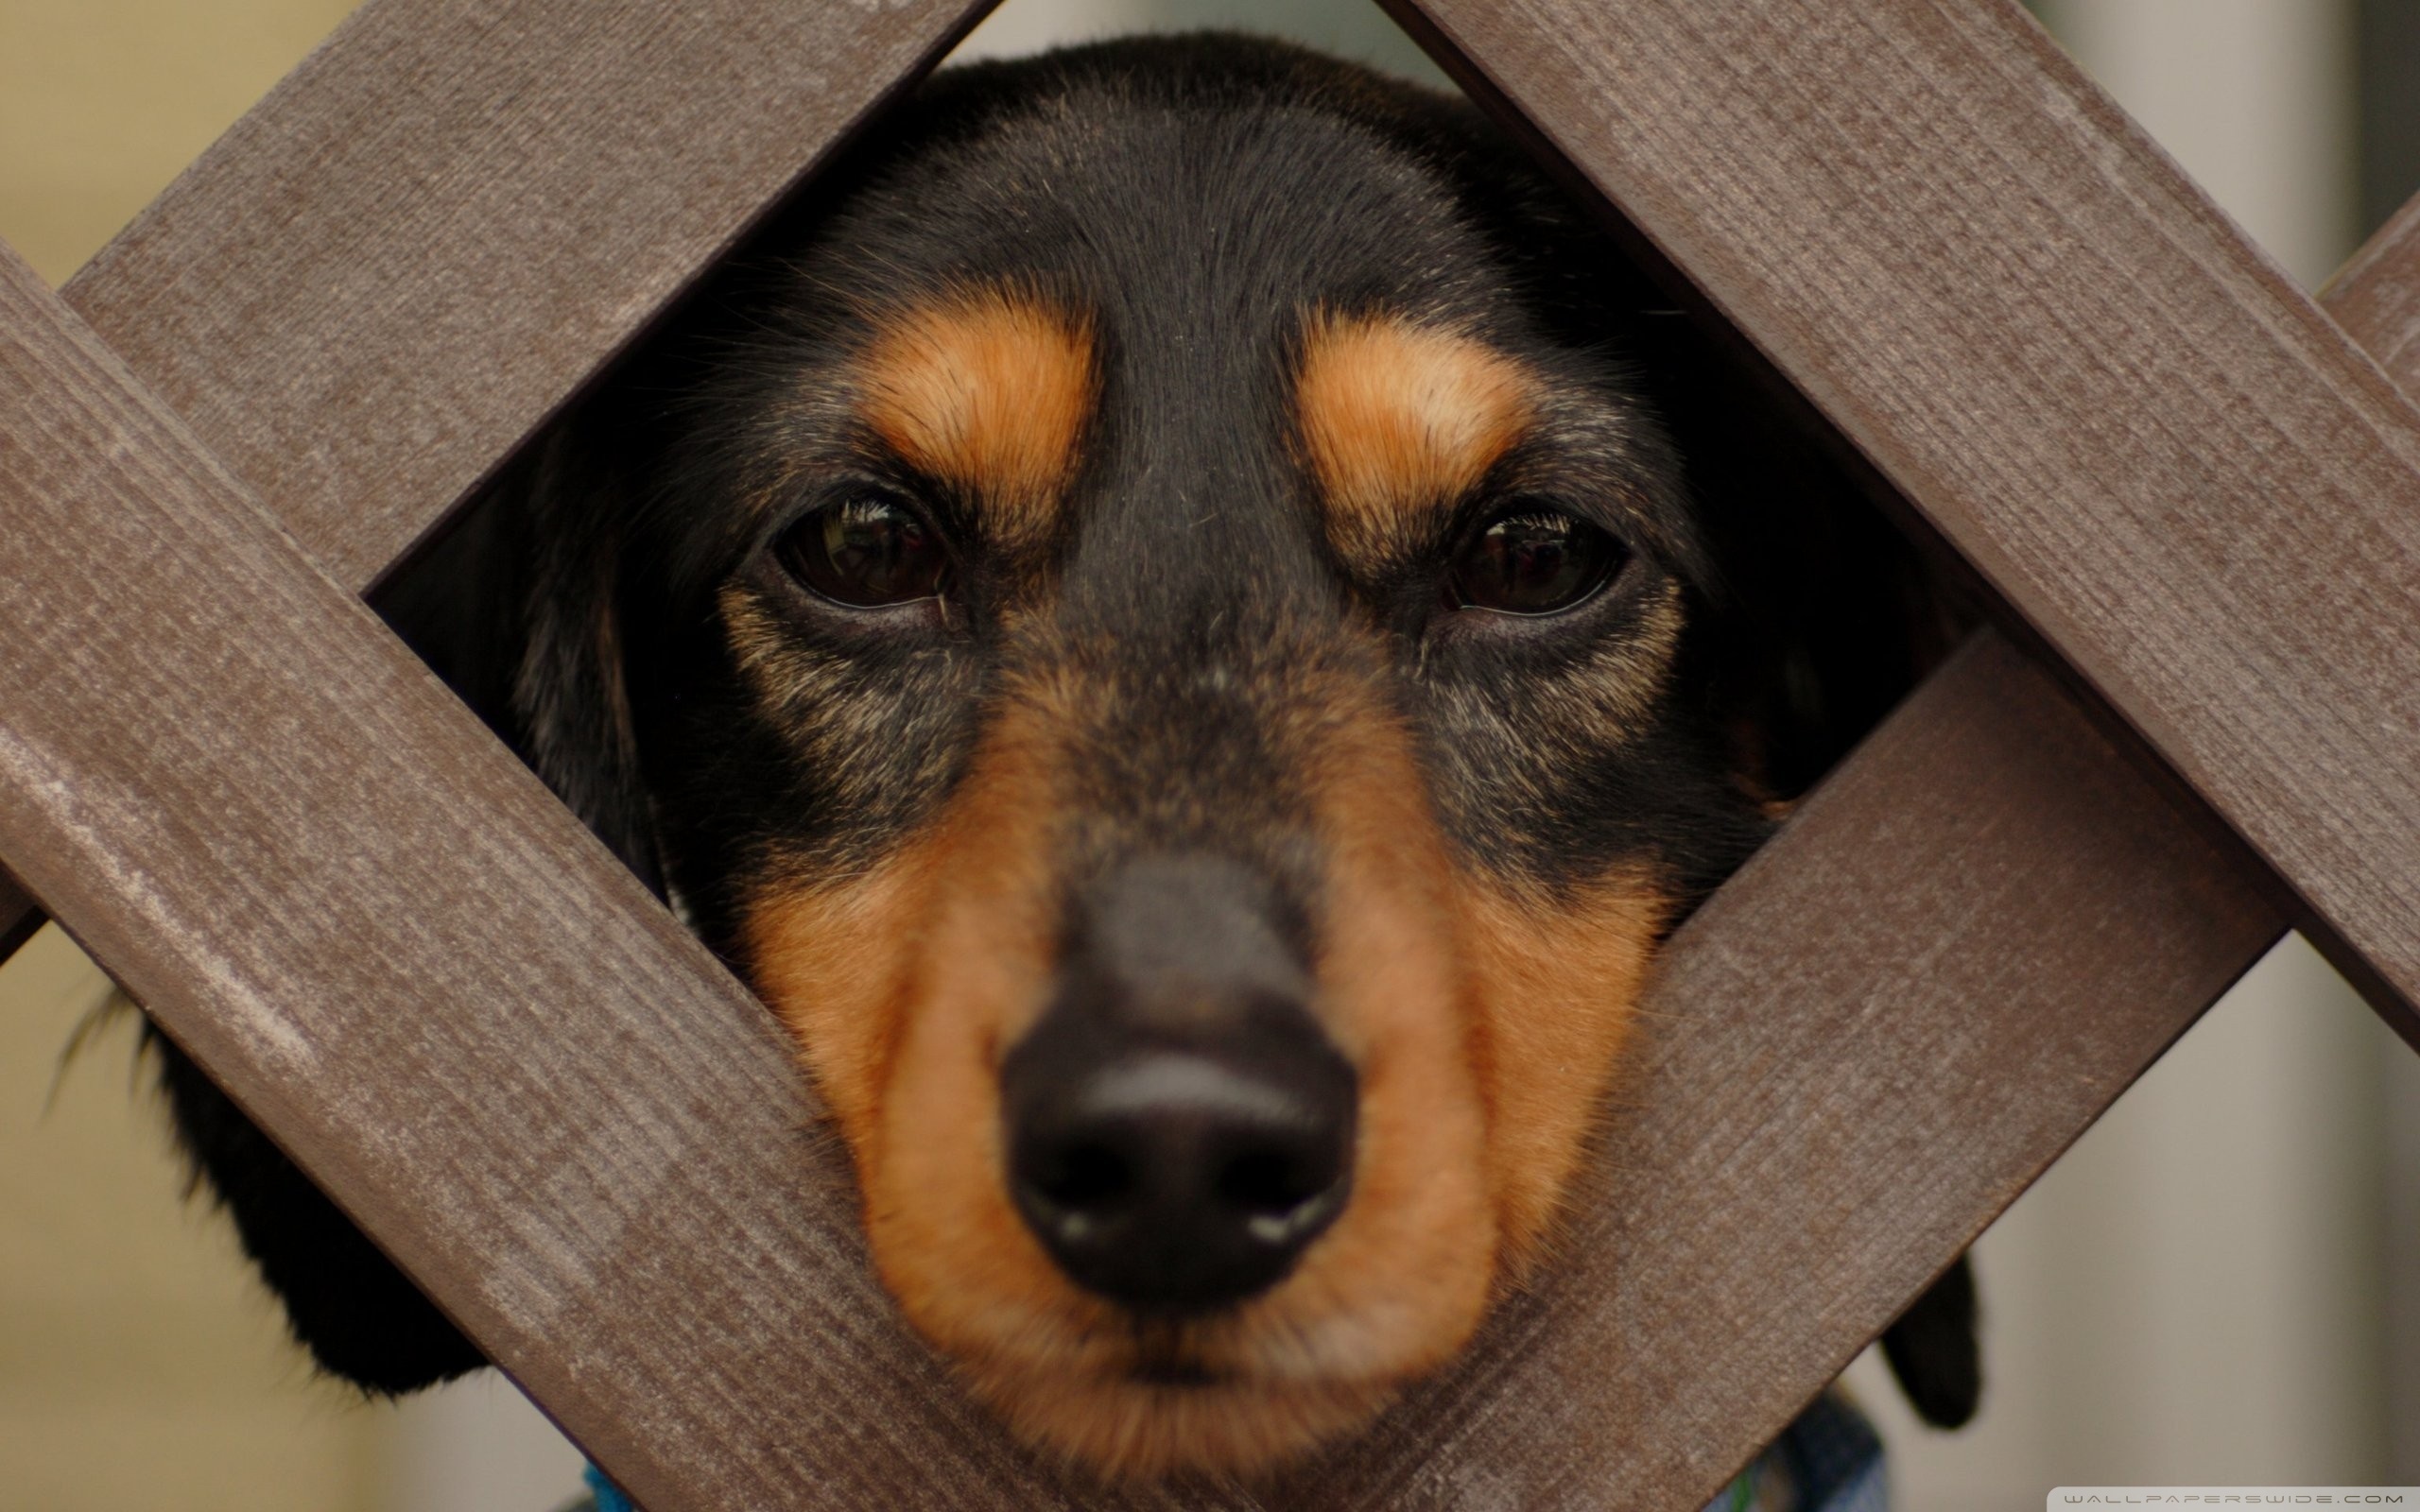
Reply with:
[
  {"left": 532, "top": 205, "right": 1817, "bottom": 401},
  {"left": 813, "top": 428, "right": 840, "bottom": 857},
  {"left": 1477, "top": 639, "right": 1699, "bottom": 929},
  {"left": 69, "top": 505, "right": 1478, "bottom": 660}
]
[
  {"left": 1446, "top": 508, "right": 1625, "bottom": 616},
  {"left": 777, "top": 493, "right": 949, "bottom": 608}
]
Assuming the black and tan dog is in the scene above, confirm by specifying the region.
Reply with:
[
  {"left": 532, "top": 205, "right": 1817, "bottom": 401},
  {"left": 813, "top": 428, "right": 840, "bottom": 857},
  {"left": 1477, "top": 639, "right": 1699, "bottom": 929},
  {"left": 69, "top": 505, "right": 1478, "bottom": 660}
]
[{"left": 150, "top": 35, "right": 1975, "bottom": 1478}]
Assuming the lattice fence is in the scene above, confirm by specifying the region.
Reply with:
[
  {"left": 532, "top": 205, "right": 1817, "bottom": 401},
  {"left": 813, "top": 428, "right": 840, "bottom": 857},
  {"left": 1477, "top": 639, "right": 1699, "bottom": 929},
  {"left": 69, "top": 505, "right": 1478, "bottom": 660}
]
[{"left": 1, "top": 1, "right": 2414, "bottom": 1507}]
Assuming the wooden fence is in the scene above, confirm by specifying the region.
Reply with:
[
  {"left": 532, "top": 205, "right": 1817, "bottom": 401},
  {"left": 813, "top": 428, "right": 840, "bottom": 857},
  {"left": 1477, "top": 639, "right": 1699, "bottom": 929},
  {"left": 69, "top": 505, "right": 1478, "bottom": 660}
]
[{"left": 1, "top": 1, "right": 2414, "bottom": 1507}]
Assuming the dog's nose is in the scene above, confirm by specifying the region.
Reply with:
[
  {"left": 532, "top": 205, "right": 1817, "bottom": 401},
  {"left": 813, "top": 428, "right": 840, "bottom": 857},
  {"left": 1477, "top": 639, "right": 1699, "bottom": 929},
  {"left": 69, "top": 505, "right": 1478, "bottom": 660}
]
[
  {"left": 1005, "top": 1035, "right": 1355, "bottom": 1313},
  {"left": 1000, "top": 854, "right": 1356, "bottom": 1313}
]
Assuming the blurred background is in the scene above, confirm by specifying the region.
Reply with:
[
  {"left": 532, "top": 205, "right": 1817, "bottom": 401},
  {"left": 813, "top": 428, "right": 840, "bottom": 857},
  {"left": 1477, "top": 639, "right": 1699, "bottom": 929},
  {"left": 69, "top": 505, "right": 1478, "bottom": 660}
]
[{"left": 1, "top": 1, "right": 2413, "bottom": 1507}]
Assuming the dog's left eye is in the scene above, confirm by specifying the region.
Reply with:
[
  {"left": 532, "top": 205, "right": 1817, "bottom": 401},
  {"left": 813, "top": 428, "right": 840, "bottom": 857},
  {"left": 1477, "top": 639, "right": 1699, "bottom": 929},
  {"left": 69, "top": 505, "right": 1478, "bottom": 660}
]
[
  {"left": 776, "top": 493, "right": 950, "bottom": 608},
  {"left": 1446, "top": 507, "right": 1625, "bottom": 616}
]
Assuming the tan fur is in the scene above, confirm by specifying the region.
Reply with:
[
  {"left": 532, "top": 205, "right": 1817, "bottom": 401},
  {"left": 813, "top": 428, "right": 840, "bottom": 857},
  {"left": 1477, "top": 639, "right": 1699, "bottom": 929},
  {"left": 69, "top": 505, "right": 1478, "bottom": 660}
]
[
  {"left": 1456, "top": 873, "right": 1668, "bottom": 1265},
  {"left": 860, "top": 287, "right": 1096, "bottom": 548},
  {"left": 742, "top": 641, "right": 1603, "bottom": 1477},
  {"left": 739, "top": 582, "right": 1666, "bottom": 1477},
  {"left": 742, "top": 838, "right": 940, "bottom": 1157},
  {"left": 1294, "top": 311, "right": 1540, "bottom": 568},
  {"left": 854, "top": 662, "right": 1501, "bottom": 1476}
]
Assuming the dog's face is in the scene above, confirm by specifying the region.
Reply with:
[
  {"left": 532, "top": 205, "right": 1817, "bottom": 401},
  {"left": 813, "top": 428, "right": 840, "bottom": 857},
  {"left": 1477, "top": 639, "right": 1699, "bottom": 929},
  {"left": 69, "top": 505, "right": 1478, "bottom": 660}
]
[
  {"left": 154, "top": 36, "right": 1971, "bottom": 1480},
  {"left": 511, "top": 41, "right": 1773, "bottom": 1476}
]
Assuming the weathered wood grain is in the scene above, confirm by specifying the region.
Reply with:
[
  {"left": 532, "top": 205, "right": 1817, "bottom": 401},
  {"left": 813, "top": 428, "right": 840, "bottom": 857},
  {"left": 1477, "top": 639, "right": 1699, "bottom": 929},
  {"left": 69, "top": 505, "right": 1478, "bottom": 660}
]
[
  {"left": 0, "top": 241, "right": 1220, "bottom": 1512},
  {"left": 0, "top": 0, "right": 998, "bottom": 956},
  {"left": 1395, "top": 0, "right": 2420, "bottom": 1026},
  {"left": 2325, "top": 194, "right": 2420, "bottom": 392},
  {"left": 65, "top": 0, "right": 996, "bottom": 593}
]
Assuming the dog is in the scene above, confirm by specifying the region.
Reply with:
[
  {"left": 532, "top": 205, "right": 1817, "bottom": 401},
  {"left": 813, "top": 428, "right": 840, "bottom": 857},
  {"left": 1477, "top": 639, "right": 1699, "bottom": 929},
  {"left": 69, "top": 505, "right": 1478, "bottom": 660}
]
[{"left": 147, "top": 34, "right": 1976, "bottom": 1481}]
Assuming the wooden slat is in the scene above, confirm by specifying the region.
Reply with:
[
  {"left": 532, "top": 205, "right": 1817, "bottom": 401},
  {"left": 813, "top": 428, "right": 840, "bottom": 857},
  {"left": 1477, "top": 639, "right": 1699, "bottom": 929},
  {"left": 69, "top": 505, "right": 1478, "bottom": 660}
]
[
  {"left": 0, "top": 242, "right": 1218, "bottom": 1512},
  {"left": 0, "top": 0, "right": 997, "bottom": 957},
  {"left": 65, "top": 0, "right": 996, "bottom": 593},
  {"left": 1392, "top": 0, "right": 2420, "bottom": 1026},
  {"left": 2323, "top": 195, "right": 2420, "bottom": 388}
]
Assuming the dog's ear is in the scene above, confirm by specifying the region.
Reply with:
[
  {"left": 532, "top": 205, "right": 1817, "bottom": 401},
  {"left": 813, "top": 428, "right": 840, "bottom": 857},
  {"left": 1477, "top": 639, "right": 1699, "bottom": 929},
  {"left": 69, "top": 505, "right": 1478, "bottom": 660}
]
[
  {"left": 1634, "top": 315, "right": 1967, "bottom": 803},
  {"left": 382, "top": 421, "right": 665, "bottom": 893},
  {"left": 1880, "top": 1252, "right": 1982, "bottom": 1428},
  {"left": 147, "top": 1023, "right": 486, "bottom": 1392},
  {"left": 412, "top": 425, "right": 663, "bottom": 892},
  {"left": 502, "top": 426, "right": 664, "bottom": 893}
]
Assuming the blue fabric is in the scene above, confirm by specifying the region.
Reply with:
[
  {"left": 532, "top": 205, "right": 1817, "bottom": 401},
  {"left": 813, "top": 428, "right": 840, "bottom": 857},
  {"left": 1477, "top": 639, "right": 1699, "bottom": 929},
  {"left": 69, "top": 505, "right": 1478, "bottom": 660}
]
[
  {"left": 584, "top": 1462, "right": 635, "bottom": 1512},
  {"left": 1704, "top": 1392, "right": 1889, "bottom": 1512}
]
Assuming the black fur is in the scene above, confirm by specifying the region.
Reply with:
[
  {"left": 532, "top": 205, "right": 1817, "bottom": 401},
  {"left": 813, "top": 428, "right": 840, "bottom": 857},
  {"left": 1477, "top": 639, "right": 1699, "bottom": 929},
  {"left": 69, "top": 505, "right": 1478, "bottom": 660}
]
[
  {"left": 150, "top": 1037, "right": 483, "bottom": 1390},
  {"left": 1883, "top": 1254, "right": 1983, "bottom": 1429},
  {"left": 147, "top": 33, "right": 1978, "bottom": 1429}
]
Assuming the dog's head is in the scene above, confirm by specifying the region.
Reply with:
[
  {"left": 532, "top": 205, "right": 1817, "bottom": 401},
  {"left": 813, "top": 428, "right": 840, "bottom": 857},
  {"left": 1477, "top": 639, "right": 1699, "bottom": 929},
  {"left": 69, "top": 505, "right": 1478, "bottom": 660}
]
[{"left": 175, "top": 34, "right": 1964, "bottom": 1479}]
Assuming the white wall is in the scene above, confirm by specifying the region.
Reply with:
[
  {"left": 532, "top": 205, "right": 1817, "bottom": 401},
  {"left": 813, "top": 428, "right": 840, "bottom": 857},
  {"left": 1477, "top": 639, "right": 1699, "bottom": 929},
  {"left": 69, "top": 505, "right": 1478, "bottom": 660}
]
[
  {"left": 2046, "top": 0, "right": 2356, "bottom": 286},
  {"left": 385, "top": 1372, "right": 589, "bottom": 1512}
]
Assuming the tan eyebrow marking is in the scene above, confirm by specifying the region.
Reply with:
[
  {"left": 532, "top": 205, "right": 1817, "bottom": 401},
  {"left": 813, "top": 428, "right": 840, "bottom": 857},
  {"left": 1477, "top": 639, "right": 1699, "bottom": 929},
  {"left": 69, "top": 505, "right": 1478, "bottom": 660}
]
[
  {"left": 1294, "top": 311, "right": 1541, "bottom": 568},
  {"left": 858, "top": 287, "right": 1097, "bottom": 549}
]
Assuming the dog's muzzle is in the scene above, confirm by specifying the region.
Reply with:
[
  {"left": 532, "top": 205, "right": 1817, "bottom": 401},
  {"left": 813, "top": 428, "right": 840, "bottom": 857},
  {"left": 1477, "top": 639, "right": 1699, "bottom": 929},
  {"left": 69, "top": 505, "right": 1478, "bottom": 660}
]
[{"left": 1001, "top": 852, "right": 1356, "bottom": 1314}]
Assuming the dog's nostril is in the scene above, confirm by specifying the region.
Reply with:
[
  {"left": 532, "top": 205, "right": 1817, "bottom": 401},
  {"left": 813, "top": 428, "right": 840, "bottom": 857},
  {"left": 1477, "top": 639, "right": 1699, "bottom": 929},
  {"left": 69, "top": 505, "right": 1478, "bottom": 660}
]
[
  {"left": 1035, "top": 1141, "right": 1134, "bottom": 1212},
  {"left": 1217, "top": 1148, "right": 1322, "bottom": 1218}
]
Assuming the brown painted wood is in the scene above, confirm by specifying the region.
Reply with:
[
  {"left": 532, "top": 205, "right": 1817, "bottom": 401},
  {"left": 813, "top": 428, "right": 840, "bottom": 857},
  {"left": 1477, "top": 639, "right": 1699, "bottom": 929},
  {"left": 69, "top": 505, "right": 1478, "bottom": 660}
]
[
  {"left": 2325, "top": 195, "right": 2420, "bottom": 393},
  {"left": 1262, "top": 631, "right": 2281, "bottom": 1510},
  {"left": 0, "top": 0, "right": 999, "bottom": 960},
  {"left": 1392, "top": 0, "right": 2420, "bottom": 1028},
  {"left": 64, "top": 0, "right": 997, "bottom": 593},
  {"left": 0, "top": 241, "right": 1219, "bottom": 1512}
]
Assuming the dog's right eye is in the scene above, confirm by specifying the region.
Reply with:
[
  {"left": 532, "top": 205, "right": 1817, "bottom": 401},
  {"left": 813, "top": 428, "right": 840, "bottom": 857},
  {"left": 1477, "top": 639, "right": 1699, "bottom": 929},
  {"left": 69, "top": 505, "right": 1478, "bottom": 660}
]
[
  {"left": 776, "top": 493, "right": 950, "bottom": 609},
  {"left": 1444, "top": 507, "right": 1625, "bottom": 617}
]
